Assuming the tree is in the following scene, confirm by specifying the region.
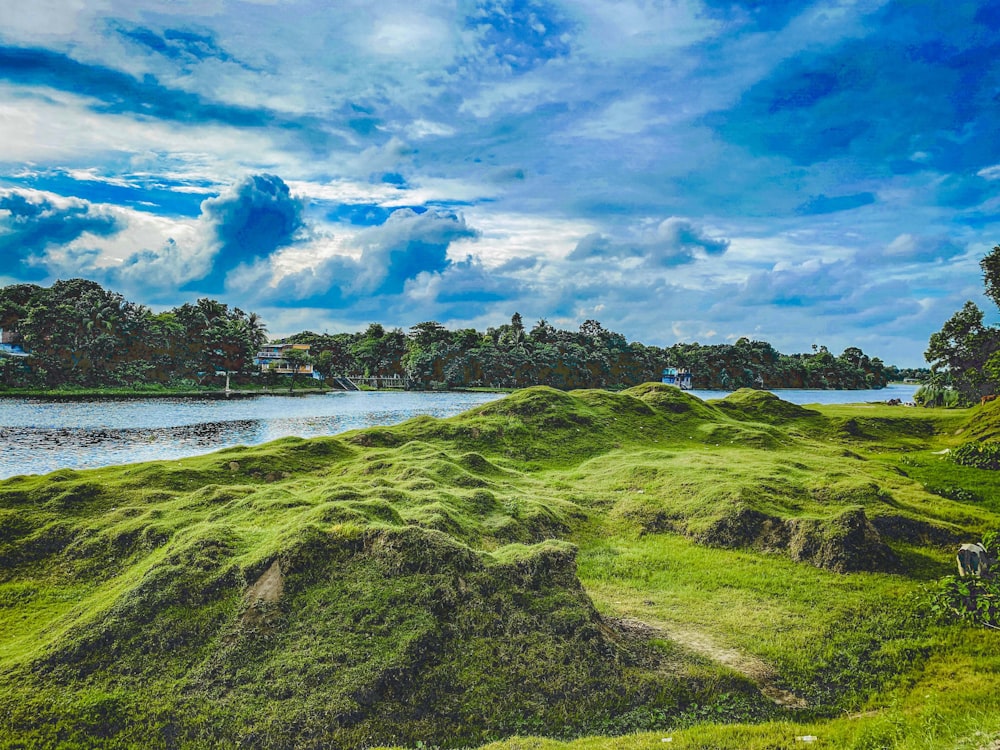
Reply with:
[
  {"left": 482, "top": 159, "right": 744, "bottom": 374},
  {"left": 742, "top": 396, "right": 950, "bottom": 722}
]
[
  {"left": 0, "top": 283, "right": 44, "bottom": 334},
  {"left": 925, "top": 244, "right": 1000, "bottom": 402},
  {"left": 19, "top": 279, "right": 142, "bottom": 386},
  {"left": 982, "top": 244, "right": 1000, "bottom": 310},
  {"left": 246, "top": 312, "right": 269, "bottom": 352},
  {"left": 283, "top": 348, "right": 312, "bottom": 392}
]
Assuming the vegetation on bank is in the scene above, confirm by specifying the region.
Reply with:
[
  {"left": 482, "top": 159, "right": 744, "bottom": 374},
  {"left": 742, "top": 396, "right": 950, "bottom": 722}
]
[
  {"left": 921, "top": 244, "right": 1000, "bottom": 405},
  {"left": 0, "top": 279, "right": 267, "bottom": 389},
  {"left": 0, "top": 380, "right": 331, "bottom": 399},
  {"left": 1, "top": 280, "right": 906, "bottom": 393},
  {"left": 1, "top": 385, "right": 997, "bottom": 748}
]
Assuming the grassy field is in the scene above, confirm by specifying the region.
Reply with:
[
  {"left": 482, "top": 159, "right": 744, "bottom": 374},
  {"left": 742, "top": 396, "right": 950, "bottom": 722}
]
[{"left": 0, "top": 385, "right": 997, "bottom": 748}]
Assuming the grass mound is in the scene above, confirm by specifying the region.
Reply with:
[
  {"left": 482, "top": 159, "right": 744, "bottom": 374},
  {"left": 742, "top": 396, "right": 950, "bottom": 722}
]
[
  {"left": 2, "top": 522, "right": 764, "bottom": 748},
  {"left": 623, "top": 382, "right": 721, "bottom": 419},
  {"left": 711, "top": 388, "right": 822, "bottom": 424},
  {"left": 962, "top": 395, "right": 1000, "bottom": 441},
  {"left": 2, "top": 385, "right": 1000, "bottom": 748}
]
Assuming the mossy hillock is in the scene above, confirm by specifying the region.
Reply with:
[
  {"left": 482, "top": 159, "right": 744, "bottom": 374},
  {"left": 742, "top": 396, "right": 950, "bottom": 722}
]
[
  {"left": 962, "top": 395, "right": 1000, "bottom": 442},
  {"left": 2, "top": 385, "right": 999, "bottom": 748},
  {"left": 711, "top": 388, "right": 822, "bottom": 424},
  {"left": 2, "top": 522, "right": 763, "bottom": 748}
]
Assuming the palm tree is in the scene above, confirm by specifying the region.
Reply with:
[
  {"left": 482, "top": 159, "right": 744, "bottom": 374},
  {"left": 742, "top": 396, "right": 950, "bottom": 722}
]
[{"left": 247, "top": 312, "right": 268, "bottom": 352}]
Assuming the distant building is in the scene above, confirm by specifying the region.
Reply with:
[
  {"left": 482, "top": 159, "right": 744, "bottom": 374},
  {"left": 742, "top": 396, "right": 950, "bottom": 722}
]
[
  {"left": 255, "top": 343, "right": 316, "bottom": 376},
  {"left": 662, "top": 367, "right": 692, "bottom": 389},
  {"left": 0, "top": 328, "right": 28, "bottom": 359}
]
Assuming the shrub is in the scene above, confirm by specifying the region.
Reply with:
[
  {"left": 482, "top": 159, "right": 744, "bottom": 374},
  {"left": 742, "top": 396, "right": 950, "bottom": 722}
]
[
  {"left": 928, "top": 575, "right": 1000, "bottom": 629},
  {"left": 914, "top": 384, "right": 965, "bottom": 407},
  {"left": 952, "top": 441, "right": 1000, "bottom": 470}
]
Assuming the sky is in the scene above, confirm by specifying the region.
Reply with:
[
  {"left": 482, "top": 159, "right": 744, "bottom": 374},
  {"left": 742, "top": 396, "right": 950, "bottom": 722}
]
[{"left": 0, "top": 1, "right": 997, "bottom": 366}]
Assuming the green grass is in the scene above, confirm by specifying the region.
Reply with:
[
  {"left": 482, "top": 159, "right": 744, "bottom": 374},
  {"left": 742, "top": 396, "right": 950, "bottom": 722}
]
[{"left": 1, "top": 385, "right": 999, "bottom": 748}]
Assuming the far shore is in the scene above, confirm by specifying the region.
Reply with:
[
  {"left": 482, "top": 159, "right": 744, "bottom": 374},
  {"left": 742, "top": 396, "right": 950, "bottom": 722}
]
[
  {"left": 0, "top": 385, "right": 520, "bottom": 400},
  {"left": 0, "top": 386, "right": 334, "bottom": 400},
  {"left": 0, "top": 382, "right": 914, "bottom": 401}
]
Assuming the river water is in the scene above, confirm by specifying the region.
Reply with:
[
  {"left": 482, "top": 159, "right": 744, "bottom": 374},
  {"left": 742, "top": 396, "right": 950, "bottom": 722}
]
[
  {"left": 0, "top": 385, "right": 918, "bottom": 479},
  {"left": 689, "top": 382, "right": 919, "bottom": 405},
  {"left": 0, "top": 391, "right": 504, "bottom": 479}
]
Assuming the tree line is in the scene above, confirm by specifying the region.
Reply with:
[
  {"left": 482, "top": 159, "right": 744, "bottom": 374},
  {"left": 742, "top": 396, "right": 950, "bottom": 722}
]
[
  {"left": 287, "top": 313, "right": 890, "bottom": 390},
  {"left": 0, "top": 279, "right": 894, "bottom": 391},
  {"left": 0, "top": 279, "right": 266, "bottom": 388}
]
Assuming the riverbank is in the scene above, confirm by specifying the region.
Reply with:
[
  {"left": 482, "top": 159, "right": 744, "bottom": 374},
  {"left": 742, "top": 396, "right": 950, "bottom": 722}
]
[
  {"left": 0, "top": 390, "right": 506, "bottom": 478},
  {"left": 0, "top": 386, "right": 333, "bottom": 400},
  {"left": 1, "top": 386, "right": 996, "bottom": 748}
]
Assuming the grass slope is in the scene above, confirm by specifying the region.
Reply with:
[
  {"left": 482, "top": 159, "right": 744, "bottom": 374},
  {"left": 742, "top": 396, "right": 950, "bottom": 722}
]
[{"left": 0, "top": 385, "right": 998, "bottom": 749}]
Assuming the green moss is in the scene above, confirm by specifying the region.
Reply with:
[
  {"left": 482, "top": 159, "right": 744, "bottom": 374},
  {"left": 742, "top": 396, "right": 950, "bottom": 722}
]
[{"left": 1, "top": 386, "right": 999, "bottom": 748}]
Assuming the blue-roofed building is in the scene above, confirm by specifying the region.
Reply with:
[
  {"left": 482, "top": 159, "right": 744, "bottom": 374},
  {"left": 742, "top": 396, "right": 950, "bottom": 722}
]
[
  {"left": 0, "top": 328, "right": 28, "bottom": 359},
  {"left": 661, "top": 367, "right": 692, "bottom": 389}
]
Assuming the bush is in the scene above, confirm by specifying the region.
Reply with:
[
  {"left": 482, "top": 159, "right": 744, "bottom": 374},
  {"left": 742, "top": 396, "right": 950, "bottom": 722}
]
[
  {"left": 914, "top": 384, "right": 965, "bottom": 408},
  {"left": 928, "top": 530, "right": 1000, "bottom": 629},
  {"left": 929, "top": 575, "right": 1000, "bottom": 629},
  {"left": 952, "top": 441, "right": 1000, "bottom": 470}
]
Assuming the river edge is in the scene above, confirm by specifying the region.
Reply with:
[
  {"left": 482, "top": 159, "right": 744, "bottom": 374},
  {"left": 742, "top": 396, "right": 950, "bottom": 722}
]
[
  {"left": 0, "top": 388, "right": 334, "bottom": 400},
  {"left": 0, "top": 382, "right": 908, "bottom": 402}
]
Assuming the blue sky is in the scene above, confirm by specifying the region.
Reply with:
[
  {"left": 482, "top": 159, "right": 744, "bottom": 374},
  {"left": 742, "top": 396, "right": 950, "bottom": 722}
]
[{"left": 0, "top": 0, "right": 997, "bottom": 366}]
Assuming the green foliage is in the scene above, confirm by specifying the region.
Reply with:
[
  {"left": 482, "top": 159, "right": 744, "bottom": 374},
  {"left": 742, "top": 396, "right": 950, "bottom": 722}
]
[
  {"left": 928, "top": 575, "right": 1000, "bottom": 629},
  {"left": 924, "top": 247, "right": 1000, "bottom": 401},
  {"left": 2, "top": 388, "right": 1000, "bottom": 747},
  {"left": 277, "top": 318, "right": 889, "bottom": 391},
  {"left": 914, "top": 384, "right": 964, "bottom": 407},
  {"left": 3, "top": 281, "right": 894, "bottom": 393},
  {"left": 0, "top": 280, "right": 268, "bottom": 388},
  {"left": 952, "top": 441, "right": 1000, "bottom": 470},
  {"left": 982, "top": 244, "right": 1000, "bottom": 310}
]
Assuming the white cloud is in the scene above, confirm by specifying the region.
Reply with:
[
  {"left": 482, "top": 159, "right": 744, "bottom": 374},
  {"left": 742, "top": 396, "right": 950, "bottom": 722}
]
[
  {"left": 977, "top": 164, "right": 1000, "bottom": 180},
  {"left": 0, "top": 84, "right": 287, "bottom": 180},
  {"left": 448, "top": 209, "right": 594, "bottom": 265},
  {"left": 405, "top": 119, "right": 457, "bottom": 139}
]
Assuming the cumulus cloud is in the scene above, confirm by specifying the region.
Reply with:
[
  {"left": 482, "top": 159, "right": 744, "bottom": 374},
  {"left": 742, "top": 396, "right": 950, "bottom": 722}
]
[
  {"left": 569, "top": 217, "right": 729, "bottom": 267},
  {"left": 187, "top": 173, "right": 305, "bottom": 292},
  {"left": 0, "top": 190, "right": 120, "bottom": 278},
  {"left": 351, "top": 208, "right": 478, "bottom": 294},
  {"left": 31, "top": 174, "right": 306, "bottom": 297},
  {"left": 226, "top": 207, "right": 479, "bottom": 308}
]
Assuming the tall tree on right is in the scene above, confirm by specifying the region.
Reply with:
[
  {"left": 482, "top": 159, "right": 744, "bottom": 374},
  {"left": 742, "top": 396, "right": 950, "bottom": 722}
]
[{"left": 924, "top": 246, "right": 1000, "bottom": 401}]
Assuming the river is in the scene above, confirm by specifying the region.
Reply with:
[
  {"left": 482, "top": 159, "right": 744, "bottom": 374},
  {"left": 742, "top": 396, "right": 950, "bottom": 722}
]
[
  {"left": 0, "top": 385, "right": 918, "bottom": 479},
  {"left": 688, "top": 382, "right": 919, "bottom": 405}
]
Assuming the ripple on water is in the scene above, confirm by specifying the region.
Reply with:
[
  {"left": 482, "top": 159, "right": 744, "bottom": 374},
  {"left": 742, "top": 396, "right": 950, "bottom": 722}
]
[{"left": 0, "top": 391, "right": 504, "bottom": 478}]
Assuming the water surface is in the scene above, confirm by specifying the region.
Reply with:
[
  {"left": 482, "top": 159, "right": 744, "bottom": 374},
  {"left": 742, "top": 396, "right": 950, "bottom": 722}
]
[
  {"left": 689, "top": 383, "right": 919, "bottom": 405},
  {"left": 0, "top": 385, "right": 919, "bottom": 479},
  {"left": 0, "top": 391, "right": 503, "bottom": 479}
]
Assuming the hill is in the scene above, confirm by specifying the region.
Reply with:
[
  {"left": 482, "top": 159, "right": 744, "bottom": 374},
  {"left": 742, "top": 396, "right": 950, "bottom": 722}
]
[{"left": 0, "top": 385, "right": 997, "bottom": 748}]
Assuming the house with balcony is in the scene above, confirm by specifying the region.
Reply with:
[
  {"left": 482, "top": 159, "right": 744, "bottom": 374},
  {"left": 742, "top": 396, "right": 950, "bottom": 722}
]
[
  {"left": 0, "top": 328, "right": 28, "bottom": 359},
  {"left": 255, "top": 343, "right": 316, "bottom": 376},
  {"left": 661, "top": 367, "right": 692, "bottom": 389}
]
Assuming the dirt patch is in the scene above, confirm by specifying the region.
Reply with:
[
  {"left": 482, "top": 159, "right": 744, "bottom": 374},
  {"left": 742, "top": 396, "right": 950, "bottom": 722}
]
[
  {"left": 237, "top": 559, "right": 285, "bottom": 633},
  {"left": 246, "top": 560, "right": 284, "bottom": 604},
  {"left": 697, "top": 506, "right": 899, "bottom": 573},
  {"left": 610, "top": 616, "right": 808, "bottom": 709}
]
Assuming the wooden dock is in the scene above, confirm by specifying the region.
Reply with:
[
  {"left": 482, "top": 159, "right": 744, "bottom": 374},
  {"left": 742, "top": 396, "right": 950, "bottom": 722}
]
[{"left": 332, "top": 375, "right": 408, "bottom": 390}]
